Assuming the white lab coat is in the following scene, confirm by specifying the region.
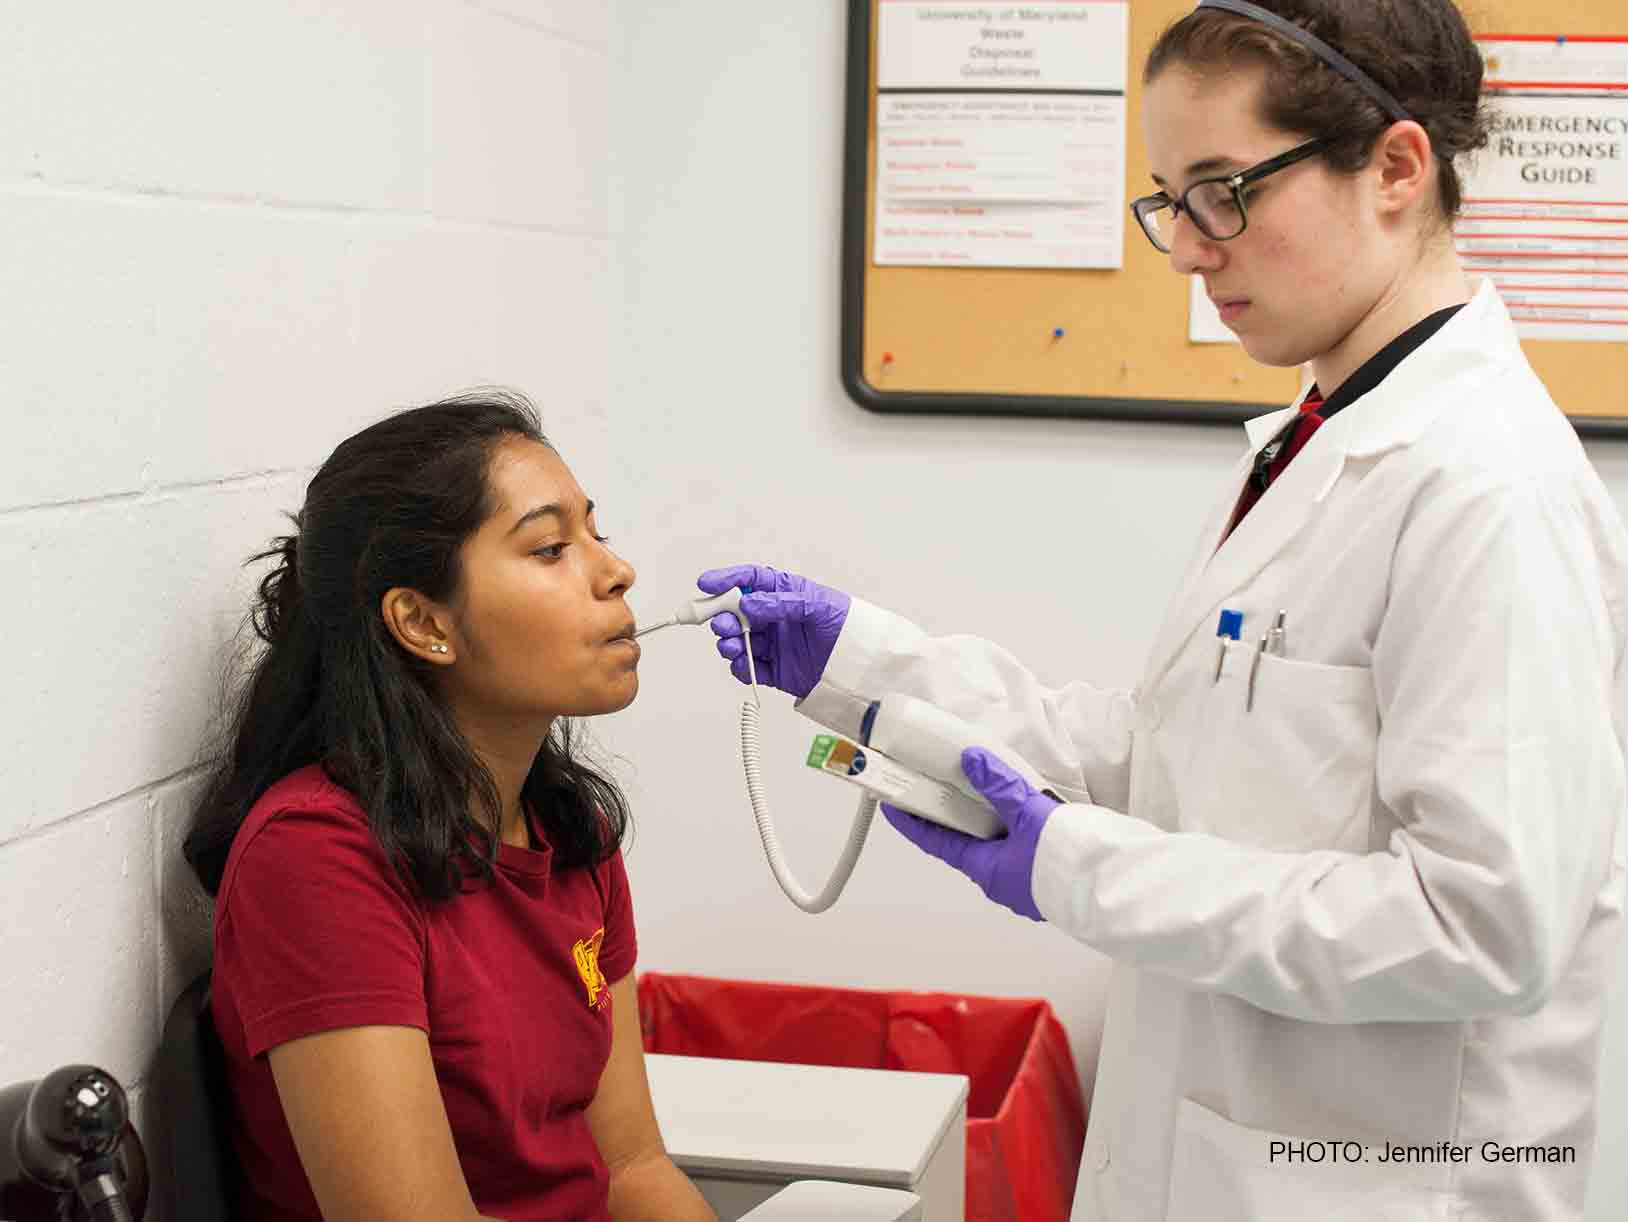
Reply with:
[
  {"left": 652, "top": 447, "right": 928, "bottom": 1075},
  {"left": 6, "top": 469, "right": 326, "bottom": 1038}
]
[{"left": 796, "top": 282, "right": 1628, "bottom": 1220}]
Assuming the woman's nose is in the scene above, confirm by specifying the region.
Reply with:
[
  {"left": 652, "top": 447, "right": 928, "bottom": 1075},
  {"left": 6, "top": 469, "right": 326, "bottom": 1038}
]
[
  {"left": 1168, "top": 212, "right": 1224, "bottom": 276},
  {"left": 599, "top": 543, "right": 635, "bottom": 597}
]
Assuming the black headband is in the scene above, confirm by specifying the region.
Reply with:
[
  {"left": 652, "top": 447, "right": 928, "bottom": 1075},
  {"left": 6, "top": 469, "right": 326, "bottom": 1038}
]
[{"left": 1195, "top": 0, "right": 1413, "bottom": 124}]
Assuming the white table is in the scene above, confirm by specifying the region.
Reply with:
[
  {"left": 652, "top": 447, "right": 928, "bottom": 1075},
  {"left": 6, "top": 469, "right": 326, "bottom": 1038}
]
[
  {"left": 741, "top": 1181, "right": 924, "bottom": 1221},
  {"left": 646, "top": 1054, "right": 968, "bottom": 1222}
]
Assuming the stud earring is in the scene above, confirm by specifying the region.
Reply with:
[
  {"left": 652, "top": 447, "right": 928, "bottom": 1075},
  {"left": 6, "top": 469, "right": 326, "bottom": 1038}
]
[{"left": 430, "top": 644, "right": 450, "bottom": 655}]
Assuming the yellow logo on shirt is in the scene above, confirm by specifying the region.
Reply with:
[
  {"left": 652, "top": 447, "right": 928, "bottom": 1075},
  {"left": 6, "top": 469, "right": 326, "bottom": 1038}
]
[{"left": 573, "top": 928, "right": 608, "bottom": 1009}]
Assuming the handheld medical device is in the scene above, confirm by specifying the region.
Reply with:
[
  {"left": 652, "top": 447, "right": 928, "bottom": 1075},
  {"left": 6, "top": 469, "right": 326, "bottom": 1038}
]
[
  {"left": 806, "top": 733, "right": 1002, "bottom": 840},
  {"left": 637, "top": 589, "right": 1058, "bottom": 912}
]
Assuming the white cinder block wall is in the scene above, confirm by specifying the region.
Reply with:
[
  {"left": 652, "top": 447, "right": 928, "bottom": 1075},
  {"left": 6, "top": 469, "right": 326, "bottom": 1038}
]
[{"left": 0, "top": 2, "right": 612, "bottom": 1216}]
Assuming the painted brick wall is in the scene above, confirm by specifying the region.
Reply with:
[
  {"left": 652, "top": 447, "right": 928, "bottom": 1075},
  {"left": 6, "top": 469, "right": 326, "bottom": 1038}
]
[{"left": 0, "top": 3, "right": 610, "bottom": 1215}]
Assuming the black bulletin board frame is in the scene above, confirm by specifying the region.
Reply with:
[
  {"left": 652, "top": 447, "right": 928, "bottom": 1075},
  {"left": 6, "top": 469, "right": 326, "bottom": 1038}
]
[
  {"left": 838, "top": 0, "right": 1628, "bottom": 438},
  {"left": 841, "top": 0, "right": 1273, "bottom": 428}
]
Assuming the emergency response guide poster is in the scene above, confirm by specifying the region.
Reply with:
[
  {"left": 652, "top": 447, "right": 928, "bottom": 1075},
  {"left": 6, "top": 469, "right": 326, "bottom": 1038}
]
[{"left": 1458, "top": 36, "right": 1628, "bottom": 342}]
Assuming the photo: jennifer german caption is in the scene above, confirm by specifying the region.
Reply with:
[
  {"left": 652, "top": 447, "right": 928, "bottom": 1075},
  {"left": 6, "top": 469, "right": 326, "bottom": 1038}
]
[{"left": 1269, "top": 1140, "right": 1577, "bottom": 1166}]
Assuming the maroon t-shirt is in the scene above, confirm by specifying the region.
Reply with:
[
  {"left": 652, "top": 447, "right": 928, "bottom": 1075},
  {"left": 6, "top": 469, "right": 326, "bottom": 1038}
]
[{"left": 212, "top": 765, "right": 637, "bottom": 1222}]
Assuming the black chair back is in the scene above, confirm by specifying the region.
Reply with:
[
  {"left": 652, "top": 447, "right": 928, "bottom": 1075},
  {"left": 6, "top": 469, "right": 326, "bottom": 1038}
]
[{"left": 158, "top": 971, "right": 239, "bottom": 1222}]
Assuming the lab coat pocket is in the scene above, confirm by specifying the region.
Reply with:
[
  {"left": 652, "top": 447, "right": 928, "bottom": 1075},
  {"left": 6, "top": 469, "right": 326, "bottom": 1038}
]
[
  {"left": 1164, "top": 1098, "right": 1451, "bottom": 1222},
  {"left": 1182, "top": 652, "right": 1376, "bottom": 852}
]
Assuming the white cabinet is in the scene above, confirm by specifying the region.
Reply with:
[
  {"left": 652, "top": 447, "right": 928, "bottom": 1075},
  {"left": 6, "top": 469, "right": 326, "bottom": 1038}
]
[
  {"left": 741, "top": 1181, "right": 924, "bottom": 1221},
  {"left": 646, "top": 1054, "right": 968, "bottom": 1222}
]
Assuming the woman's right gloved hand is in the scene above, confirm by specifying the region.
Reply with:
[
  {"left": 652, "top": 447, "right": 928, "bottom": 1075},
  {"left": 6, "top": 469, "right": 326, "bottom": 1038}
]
[{"left": 697, "top": 564, "right": 852, "bottom": 698}]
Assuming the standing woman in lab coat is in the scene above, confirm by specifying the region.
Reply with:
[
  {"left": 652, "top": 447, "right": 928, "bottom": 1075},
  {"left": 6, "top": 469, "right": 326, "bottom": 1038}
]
[{"left": 700, "top": 1, "right": 1628, "bottom": 1219}]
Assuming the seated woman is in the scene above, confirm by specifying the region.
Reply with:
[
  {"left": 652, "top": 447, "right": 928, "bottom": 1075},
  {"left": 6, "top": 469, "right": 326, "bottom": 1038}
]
[{"left": 183, "top": 392, "right": 713, "bottom": 1222}]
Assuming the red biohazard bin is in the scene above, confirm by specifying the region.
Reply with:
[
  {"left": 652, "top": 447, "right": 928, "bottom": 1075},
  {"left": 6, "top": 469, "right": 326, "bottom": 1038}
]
[{"left": 637, "top": 973, "right": 1085, "bottom": 1222}]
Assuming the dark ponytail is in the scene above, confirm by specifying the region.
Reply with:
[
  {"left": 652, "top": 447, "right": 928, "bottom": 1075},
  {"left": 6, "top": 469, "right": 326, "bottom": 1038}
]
[
  {"left": 254, "top": 530, "right": 304, "bottom": 643},
  {"left": 184, "top": 390, "right": 631, "bottom": 902},
  {"left": 1146, "top": 0, "right": 1491, "bottom": 220}
]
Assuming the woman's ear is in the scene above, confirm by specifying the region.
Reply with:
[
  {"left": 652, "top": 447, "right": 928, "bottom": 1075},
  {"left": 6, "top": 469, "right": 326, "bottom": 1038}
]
[
  {"left": 381, "top": 588, "right": 457, "bottom": 664},
  {"left": 1372, "top": 119, "right": 1437, "bottom": 220}
]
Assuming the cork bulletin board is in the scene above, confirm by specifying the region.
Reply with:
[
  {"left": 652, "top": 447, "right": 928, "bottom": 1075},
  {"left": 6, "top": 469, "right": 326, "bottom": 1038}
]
[{"left": 840, "top": 0, "right": 1628, "bottom": 434}]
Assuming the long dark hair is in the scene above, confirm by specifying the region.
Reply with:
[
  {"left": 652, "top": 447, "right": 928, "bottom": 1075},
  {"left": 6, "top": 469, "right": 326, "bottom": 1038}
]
[
  {"left": 1146, "top": 0, "right": 1490, "bottom": 219},
  {"left": 184, "top": 390, "right": 631, "bottom": 902}
]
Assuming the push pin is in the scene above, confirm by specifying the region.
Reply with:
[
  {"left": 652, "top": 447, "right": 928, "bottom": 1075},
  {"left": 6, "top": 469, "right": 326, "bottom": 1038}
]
[{"left": 881, "top": 351, "right": 895, "bottom": 373}]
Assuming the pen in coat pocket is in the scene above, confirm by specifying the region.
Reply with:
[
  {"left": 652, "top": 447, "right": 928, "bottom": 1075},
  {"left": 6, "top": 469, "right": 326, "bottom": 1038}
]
[
  {"left": 1247, "top": 634, "right": 1268, "bottom": 712},
  {"left": 1215, "top": 609, "right": 1244, "bottom": 683},
  {"left": 1267, "top": 609, "right": 1287, "bottom": 657}
]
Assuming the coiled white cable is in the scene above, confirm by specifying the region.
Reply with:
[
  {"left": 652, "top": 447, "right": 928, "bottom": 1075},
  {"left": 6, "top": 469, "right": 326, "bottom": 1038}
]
[
  {"left": 735, "top": 615, "right": 877, "bottom": 913},
  {"left": 638, "top": 590, "right": 877, "bottom": 913}
]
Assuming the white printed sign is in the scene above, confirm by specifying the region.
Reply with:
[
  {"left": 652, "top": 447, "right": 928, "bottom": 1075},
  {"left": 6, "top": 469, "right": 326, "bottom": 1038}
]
[
  {"left": 878, "top": 0, "right": 1128, "bottom": 93},
  {"left": 873, "top": 1, "right": 1130, "bottom": 269},
  {"left": 1459, "top": 38, "right": 1628, "bottom": 342},
  {"left": 1189, "top": 276, "right": 1239, "bottom": 344}
]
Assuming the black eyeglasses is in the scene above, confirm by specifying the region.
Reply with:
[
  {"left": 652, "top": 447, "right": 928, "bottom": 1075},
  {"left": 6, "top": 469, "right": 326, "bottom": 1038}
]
[{"left": 1130, "top": 137, "right": 1331, "bottom": 253}]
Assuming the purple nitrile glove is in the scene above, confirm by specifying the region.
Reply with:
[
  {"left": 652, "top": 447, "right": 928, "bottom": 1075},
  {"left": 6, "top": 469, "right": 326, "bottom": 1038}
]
[
  {"left": 882, "top": 747, "right": 1059, "bottom": 922},
  {"left": 697, "top": 564, "right": 851, "bottom": 699}
]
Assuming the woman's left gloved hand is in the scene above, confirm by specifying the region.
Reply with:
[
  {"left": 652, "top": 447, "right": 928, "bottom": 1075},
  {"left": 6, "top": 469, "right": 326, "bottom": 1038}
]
[
  {"left": 697, "top": 564, "right": 851, "bottom": 698},
  {"left": 882, "top": 747, "right": 1059, "bottom": 922}
]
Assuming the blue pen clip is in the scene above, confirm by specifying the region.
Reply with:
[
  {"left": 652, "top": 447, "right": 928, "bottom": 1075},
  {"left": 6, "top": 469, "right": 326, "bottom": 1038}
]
[{"left": 1214, "top": 609, "right": 1243, "bottom": 683}]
